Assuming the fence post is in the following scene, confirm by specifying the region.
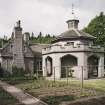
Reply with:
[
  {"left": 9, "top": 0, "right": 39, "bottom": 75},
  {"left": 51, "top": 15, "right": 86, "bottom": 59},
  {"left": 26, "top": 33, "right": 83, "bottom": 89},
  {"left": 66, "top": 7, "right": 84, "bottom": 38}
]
[
  {"left": 81, "top": 66, "right": 84, "bottom": 94},
  {"left": 66, "top": 67, "right": 69, "bottom": 85},
  {"left": 36, "top": 67, "right": 38, "bottom": 79},
  {"left": 53, "top": 66, "right": 55, "bottom": 86},
  {"left": 43, "top": 67, "right": 46, "bottom": 79}
]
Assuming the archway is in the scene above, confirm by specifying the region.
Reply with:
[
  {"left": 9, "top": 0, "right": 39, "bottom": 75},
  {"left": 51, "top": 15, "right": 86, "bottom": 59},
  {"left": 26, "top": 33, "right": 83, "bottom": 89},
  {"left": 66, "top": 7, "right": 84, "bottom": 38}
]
[
  {"left": 88, "top": 55, "right": 99, "bottom": 78},
  {"left": 46, "top": 56, "right": 53, "bottom": 77},
  {"left": 61, "top": 54, "right": 77, "bottom": 78}
]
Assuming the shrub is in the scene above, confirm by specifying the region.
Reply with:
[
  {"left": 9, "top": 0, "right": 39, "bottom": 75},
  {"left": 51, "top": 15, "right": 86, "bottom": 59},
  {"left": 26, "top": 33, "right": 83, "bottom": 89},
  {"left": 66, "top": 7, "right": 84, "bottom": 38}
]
[
  {"left": 0, "top": 68, "right": 11, "bottom": 77},
  {"left": 0, "top": 67, "right": 5, "bottom": 77},
  {"left": 12, "top": 66, "right": 25, "bottom": 77}
]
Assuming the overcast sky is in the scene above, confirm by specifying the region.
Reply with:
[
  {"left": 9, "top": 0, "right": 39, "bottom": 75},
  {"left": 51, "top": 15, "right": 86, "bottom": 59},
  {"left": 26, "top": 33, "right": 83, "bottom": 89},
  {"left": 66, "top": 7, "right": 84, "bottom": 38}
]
[{"left": 0, "top": 0, "right": 105, "bottom": 38}]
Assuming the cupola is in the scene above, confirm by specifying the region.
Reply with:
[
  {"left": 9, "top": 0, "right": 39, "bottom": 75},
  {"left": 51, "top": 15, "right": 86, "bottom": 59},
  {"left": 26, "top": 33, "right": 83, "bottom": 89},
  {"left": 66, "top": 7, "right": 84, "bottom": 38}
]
[{"left": 66, "top": 4, "right": 79, "bottom": 29}]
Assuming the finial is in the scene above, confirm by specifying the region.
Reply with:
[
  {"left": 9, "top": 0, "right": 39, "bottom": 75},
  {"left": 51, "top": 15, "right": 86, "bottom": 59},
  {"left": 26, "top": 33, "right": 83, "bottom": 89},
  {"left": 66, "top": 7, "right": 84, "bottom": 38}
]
[
  {"left": 72, "top": 3, "right": 74, "bottom": 15},
  {"left": 16, "top": 20, "right": 21, "bottom": 27}
]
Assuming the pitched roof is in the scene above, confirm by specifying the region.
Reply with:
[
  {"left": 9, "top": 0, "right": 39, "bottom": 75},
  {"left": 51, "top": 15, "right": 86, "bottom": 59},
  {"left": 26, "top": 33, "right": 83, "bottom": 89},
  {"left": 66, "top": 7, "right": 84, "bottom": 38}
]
[
  {"left": 58, "top": 29, "right": 95, "bottom": 39},
  {"left": 30, "top": 43, "right": 49, "bottom": 56},
  {"left": 52, "top": 29, "right": 95, "bottom": 43}
]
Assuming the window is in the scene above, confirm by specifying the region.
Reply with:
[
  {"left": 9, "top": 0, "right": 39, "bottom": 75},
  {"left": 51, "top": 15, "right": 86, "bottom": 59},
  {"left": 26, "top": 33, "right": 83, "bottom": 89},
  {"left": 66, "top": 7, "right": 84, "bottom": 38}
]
[
  {"left": 66, "top": 42, "right": 74, "bottom": 46},
  {"left": 36, "top": 60, "right": 42, "bottom": 76},
  {"left": 36, "top": 60, "right": 42, "bottom": 71}
]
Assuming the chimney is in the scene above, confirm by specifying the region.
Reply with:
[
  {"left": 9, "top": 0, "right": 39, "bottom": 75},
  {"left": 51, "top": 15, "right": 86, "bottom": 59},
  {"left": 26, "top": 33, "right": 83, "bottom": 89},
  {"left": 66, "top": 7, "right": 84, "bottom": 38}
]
[{"left": 14, "top": 20, "right": 23, "bottom": 38}]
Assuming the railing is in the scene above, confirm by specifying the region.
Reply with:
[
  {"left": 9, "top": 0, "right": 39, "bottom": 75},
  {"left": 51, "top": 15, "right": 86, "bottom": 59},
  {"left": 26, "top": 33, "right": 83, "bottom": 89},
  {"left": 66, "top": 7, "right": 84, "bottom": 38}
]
[{"left": 42, "top": 44, "right": 104, "bottom": 54}]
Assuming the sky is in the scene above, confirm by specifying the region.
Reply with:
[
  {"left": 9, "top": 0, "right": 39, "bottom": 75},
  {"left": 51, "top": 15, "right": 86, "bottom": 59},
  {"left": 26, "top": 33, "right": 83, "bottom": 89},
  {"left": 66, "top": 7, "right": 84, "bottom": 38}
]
[{"left": 0, "top": 0, "right": 105, "bottom": 38}]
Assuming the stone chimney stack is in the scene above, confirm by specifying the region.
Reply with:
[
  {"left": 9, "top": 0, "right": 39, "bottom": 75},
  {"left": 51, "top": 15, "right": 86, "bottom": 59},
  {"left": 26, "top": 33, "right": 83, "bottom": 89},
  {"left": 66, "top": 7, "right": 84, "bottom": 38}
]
[
  {"left": 14, "top": 20, "right": 23, "bottom": 38},
  {"left": 13, "top": 20, "right": 25, "bottom": 69}
]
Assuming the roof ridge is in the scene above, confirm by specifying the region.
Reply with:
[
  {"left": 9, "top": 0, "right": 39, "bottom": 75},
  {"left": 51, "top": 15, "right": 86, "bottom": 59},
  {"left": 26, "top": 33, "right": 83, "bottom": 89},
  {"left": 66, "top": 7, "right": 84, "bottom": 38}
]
[
  {"left": 79, "top": 30, "right": 96, "bottom": 38},
  {"left": 74, "top": 29, "right": 81, "bottom": 36}
]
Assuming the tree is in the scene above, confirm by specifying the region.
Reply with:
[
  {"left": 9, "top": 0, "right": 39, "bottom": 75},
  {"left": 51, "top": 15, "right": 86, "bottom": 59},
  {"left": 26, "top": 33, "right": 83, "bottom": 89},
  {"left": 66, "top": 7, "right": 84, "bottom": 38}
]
[
  {"left": 83, "top": 12, "right": 105, "bottom": 46},
  {"left": 31, "top": 32, "right": 34, "bottom": 40},
  {"left": 37, "top": 32, "right": 42, "bottom": 43},
  {"left": 29, "top": 32, "right": 55, "bottom": 44}
]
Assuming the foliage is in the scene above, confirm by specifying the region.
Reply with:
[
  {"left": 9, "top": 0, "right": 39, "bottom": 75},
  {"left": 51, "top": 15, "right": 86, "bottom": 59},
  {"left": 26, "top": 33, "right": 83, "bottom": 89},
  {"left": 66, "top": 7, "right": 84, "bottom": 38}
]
[
  {"left": 1, "top": 77, "right": 105, "bottom": 105},
  {"left": 83, "top": 12, "right": 105, "bottom": 46},
  {"left": 12, "top": 66, "right": 25, "bottom": 77},
  {"left": 30, "top": 32, "right": 56, "bottom": 44},
  {"left": 0, "top": 32, "right": 55, "bottom": 48},
  {"left": 0, "top": 38, "right": 8, "bottom": 48},
  {"left": 2, "top": 70, "right": 11, "bottom": 77},
  {"left": 41, "top": 95, "right": 75, "bottom": 105},
  {"left": 0, "top": 67, "right": 12, "bottom": 77},
  {"left": 0, "top": 67, "right": 5, "bottom": 77}
]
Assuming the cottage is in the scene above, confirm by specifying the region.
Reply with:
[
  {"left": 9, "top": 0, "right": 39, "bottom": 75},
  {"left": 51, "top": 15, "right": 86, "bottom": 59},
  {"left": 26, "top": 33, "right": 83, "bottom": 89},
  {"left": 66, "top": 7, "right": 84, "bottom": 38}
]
[{"left": 0, "top": 20, "right": 47, "bottom": 75}]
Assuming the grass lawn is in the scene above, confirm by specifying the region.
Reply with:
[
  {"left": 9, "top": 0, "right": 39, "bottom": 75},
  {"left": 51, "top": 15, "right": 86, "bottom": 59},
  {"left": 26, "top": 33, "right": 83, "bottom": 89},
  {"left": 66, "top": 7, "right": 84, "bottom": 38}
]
[
  {"left": 0, "top": 87, "right": 24, "bottom": 105},
  {"left": 1, "top": 77, "right": 105, "bottom": 105}
]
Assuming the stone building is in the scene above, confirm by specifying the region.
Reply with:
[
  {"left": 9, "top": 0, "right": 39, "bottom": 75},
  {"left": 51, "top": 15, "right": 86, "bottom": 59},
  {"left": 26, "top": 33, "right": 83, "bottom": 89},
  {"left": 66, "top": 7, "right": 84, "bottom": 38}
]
[
  {"left": 42, "top": 13, "right": 105, "bottom": 79},
  {"left": 0, "top": 14, "right": 104, "bottom": 79},
  {"left": 0, "top": 20, "right": 47, "bottom": 74}
]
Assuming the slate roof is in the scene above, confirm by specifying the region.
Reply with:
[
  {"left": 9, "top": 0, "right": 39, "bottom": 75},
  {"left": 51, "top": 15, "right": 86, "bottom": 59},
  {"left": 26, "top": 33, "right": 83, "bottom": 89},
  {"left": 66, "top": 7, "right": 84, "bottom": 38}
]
[
  {"left": 30, "top": 43, "right": 49, "bottom": 56},
  {"left": 52, "top": 29, "right": 95, "bottom": 43}
]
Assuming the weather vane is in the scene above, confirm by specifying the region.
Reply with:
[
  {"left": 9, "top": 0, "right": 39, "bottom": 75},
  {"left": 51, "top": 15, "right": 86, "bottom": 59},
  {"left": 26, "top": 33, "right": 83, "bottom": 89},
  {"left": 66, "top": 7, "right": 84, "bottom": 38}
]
[
  {"left": 72, "top": 3, "right": 74, "bottom": 15},
  {"left": 17, "top": 20, "right": 21, "bottom": 27}
]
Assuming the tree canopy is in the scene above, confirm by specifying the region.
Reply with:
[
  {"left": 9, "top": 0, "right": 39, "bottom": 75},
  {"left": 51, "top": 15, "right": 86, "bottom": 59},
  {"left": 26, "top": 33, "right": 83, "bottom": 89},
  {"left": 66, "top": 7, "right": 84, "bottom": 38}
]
[
  {"left": 83, "top": 12, "right": 105, "bottom": 46},
  {"left": 0, "top": 32, "right": 55, "bottom": 48},
  {"left": 30, "top": 32, "right": 55, "bottom": 44}
]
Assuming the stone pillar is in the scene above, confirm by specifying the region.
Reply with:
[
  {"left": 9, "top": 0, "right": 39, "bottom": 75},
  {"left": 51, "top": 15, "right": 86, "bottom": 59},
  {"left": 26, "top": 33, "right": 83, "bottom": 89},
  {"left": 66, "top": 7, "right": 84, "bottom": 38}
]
[
  {"left": 78, "top": 53, "right": 88, "bottom": 79},
  {"left": 53, "top": 55, "right": 61, "bottom": 79},
  {"left": 98, "top": 56, "right": 104, "bottom": 78},
  {"left": 42, "top": 56, "right": 47, "bottom": 77}
]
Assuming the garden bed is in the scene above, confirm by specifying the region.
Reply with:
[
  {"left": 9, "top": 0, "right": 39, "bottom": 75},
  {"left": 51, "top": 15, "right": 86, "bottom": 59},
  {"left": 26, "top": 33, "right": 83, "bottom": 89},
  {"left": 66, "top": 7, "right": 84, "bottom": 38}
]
[{"left": 1, "top": 77, "right": 105, "bottom": 105}]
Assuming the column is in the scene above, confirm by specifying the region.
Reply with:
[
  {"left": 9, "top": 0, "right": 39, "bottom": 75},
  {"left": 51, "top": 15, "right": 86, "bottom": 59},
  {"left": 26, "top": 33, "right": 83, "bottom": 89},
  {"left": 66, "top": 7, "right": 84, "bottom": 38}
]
[
  {"left": 78, "top": 53, "right": 88, "bottom": 79},
  {"left": 53, "top": 55, "right": 61, "bottom": 79},
  {"left": 42, "top": 56, "right": 47, "bottom": 77},
  {"left": 98, "top": 56, "right": 104, "bottom": 77}
]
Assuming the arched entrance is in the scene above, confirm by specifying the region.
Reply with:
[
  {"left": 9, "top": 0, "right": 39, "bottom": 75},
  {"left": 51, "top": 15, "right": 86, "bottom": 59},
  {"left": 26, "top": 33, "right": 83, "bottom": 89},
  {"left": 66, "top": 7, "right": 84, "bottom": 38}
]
[
  {"left": 46, "top": 56, "right": 53, "bottom": 77},
  {"left": 61, "top": 54, "right": 77, "bottom": 78},
  {"left": 88, "top": 55, "right": 99, "bottom": 78}
]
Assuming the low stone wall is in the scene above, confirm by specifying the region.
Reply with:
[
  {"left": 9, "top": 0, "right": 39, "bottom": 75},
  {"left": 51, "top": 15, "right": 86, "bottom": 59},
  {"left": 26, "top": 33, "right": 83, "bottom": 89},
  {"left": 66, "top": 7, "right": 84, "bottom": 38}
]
[{"left": 61, "top": 96, "right": 105, "bottom": 105}]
